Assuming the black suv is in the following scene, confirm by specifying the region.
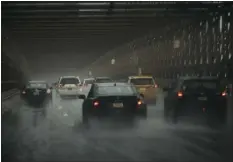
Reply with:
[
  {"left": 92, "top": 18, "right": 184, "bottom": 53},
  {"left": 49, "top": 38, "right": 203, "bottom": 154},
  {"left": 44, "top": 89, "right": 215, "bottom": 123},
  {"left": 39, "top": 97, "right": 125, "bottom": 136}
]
[{"left": 164, "top": 76, "right": 227, "bottom": 124}]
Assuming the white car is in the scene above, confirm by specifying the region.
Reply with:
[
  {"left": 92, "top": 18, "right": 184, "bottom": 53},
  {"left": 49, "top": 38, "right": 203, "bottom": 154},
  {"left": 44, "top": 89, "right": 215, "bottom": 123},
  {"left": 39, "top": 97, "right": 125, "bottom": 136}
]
[
  {"left": 57, "top": 76, "right": 81, "bottom": 98},
  {"left": 80, "top": 78, "right": 95, "bottom": 92}
]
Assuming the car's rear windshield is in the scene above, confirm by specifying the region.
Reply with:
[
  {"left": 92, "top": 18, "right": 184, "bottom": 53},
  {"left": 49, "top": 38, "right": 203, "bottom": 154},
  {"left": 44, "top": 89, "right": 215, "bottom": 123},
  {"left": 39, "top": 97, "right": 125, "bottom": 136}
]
[
  {"left": 130, "top": 78, "right": 154, "bottom": 85},
  {"left": 95, "top": 78, "right": 112, "bottom": 83},
  {"left": 96, "top": 86, "right": 137, "bottom": 96},
  {"left": 84, "top": 79, "right": 94, "bottom": 84},
  {"left": 181, "top": 79, "right": 219, "bottom": 92},
  {"left": 27, "top": 83, "right": 47, "bottom": 89},
  {"left": 60, "top": 78, "right": 80, "bottom": 85}
]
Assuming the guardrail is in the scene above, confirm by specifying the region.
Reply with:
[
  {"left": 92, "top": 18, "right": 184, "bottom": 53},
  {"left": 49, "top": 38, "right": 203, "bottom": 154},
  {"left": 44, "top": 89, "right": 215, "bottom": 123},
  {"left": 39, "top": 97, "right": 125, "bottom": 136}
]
[{"left": 2, "top": 88, "right": 20, "bottom": 101}]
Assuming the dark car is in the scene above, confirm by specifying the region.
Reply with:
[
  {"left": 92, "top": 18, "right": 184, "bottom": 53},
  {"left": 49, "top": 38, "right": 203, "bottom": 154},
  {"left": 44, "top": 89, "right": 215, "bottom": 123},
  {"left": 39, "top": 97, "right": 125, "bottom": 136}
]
[
  {"left": 94, "top": 77, "right": 113, "bottom": 83},
  {"left": 79, "top": 82, "right": 147, "bottom": 126},
  {"left": 21, "top": 81, "right": 52, "bottom": 106},
  {"left": 164, "top": 76, "right": 227, "bottom": 124}
]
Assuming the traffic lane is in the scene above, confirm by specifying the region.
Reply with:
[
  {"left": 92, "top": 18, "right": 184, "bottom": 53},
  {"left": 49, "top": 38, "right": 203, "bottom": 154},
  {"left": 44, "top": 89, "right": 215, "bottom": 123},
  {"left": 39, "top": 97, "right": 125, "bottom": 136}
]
[
  {"left": 50, "top": 92, "right": 222, "bottom": 162},
  {"left": 73, "top": 92, "right": 224, "bottom": 162},
  {"left": 51, "top": 90, "right": 84, "bottom": 127},
  {"left": 1, "top": 90, "right": 225, "bottom": 162},
  {"left": 1, "top": 91, "right": 55, "bottom": 161},
  {"left": 47, "top": 91, "right": 224, "bottom": 161}
]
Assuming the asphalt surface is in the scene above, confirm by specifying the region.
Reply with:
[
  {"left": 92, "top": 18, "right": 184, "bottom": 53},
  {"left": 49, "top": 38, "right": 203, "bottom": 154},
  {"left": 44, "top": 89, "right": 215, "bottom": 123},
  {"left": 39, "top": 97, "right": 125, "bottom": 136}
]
[{"left": 1, "top": 88, "right": 230, "bottom": 162}]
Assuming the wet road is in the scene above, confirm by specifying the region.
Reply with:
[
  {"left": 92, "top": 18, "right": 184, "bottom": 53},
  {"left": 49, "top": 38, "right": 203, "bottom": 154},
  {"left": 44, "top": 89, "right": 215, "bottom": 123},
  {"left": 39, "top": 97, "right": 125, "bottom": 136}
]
[{"left": 1, "top": 89, "right": 229, "bottom": 162}]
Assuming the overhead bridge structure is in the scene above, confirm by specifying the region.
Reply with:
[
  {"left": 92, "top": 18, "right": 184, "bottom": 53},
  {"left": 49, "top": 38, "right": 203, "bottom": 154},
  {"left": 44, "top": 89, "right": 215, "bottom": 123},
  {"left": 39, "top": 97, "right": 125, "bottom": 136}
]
[{"left": 1, "top": 1, "right": 233, "bottom": 90}]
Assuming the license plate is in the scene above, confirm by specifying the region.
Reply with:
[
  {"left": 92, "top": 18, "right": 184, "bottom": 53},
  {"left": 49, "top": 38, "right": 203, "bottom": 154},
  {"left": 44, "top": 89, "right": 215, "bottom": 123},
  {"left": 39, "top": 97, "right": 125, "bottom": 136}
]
[
  {"left": 198, "top": 97, "right": 207, "bottom": 101},
  {"left": 113, "top": 103, "right": 123, "bottom": 108},
  {"left": 33, "top": 92, "right": 39, "bottom": 95},
  {"left": 68, "top": 88, "right": 72, "bottom": 90}
]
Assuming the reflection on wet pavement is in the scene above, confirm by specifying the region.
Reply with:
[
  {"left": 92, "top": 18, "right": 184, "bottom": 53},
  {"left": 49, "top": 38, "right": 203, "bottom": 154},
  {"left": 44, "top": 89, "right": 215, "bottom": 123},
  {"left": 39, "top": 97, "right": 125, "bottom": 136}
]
[{"left": 1, "top": 90, "right": 229, "bottom": 162}]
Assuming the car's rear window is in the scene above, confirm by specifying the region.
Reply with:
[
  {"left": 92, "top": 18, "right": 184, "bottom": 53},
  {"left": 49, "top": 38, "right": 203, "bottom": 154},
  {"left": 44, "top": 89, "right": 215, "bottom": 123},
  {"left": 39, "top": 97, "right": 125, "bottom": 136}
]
[
  {"left": 95, "top": 78, "right": 112, "bottom": 83},
  {"left": 181, "top": 79, "right": 218, "bottom": 92},
  {"left": 96, "top": 86, "right": 136, "bottom": 96},
  {"left": 84, "top": 79, "right": 94, "bottom": 84},
  {"left": 130, "top": 78, "right": 154, "bottom": 85},
  {"left": 27, "top": 83, "right": 47, "bottom": 89},
  {"left": 60, "top": 78, "right": 80, "bottom": 85}
]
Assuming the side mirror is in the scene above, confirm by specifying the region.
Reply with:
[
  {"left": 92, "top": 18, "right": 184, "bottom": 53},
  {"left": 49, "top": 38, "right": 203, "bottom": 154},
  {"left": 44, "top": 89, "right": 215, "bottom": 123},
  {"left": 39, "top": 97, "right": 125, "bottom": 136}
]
[
  {"left": 139, "top": 93, "right": 144, "bottom": 98},
  {"left": 78, "top": 94, "right": 86, "bottom": 100}
]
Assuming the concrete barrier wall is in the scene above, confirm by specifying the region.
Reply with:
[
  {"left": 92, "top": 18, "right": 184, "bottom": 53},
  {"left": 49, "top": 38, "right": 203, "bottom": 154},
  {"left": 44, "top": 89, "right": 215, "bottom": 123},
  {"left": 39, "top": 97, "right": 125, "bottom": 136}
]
[{"left": 2, "top": 30, "right": 30, "bottom": 92}]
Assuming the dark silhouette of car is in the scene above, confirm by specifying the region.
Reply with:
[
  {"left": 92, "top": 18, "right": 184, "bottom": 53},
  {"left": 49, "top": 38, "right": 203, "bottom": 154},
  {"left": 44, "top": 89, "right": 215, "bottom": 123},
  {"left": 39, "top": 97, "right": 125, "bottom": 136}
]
[
  {"left": 21, "top": 81, "right": 52, "bottom": 106},
  {"left": 164, "top": 76, "right": 227, "bottom": 124},
  {"left": 79, "top": 82, "right": 147, "bottom": 127}
]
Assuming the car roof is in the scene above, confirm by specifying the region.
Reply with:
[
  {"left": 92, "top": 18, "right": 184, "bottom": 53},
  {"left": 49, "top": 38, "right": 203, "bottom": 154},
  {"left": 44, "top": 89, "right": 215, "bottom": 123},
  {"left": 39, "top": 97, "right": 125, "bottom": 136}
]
[
  {"left": 95, "top": 77, "right": 111, "bottom": 79},
  {"left": 29, "top": 80, "right": 47, "bottom": 83},
  {"left": 94, "top": 82, "right": 132, "bottom": 87},
  {"left": 179, "top": 76, "right": 219, "bottom": 81},
  {"left": 128, "top": 75, "right": 154, "bottom": 79},
  {"left": 60, "top": 76, "right": 80, "bottom": 79},
  {"left": 84, "top": 78, "right": 95, "bottom": 80}
]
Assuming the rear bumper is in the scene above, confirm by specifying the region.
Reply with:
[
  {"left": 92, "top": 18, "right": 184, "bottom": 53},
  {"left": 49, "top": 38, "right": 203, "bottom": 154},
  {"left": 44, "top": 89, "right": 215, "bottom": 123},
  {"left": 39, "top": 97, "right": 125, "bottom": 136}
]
[
  {"left": 58, "top": 89, "right": 79, "bottom": 96},
  {"left": 22, "top": 95, "right": 49, "bottom": 104},
  {"left": 173, "top": 100, "right": 227, "bottom": 119},
  {"left": 84, "top": 106, "right": 147, "bottom": 119}
]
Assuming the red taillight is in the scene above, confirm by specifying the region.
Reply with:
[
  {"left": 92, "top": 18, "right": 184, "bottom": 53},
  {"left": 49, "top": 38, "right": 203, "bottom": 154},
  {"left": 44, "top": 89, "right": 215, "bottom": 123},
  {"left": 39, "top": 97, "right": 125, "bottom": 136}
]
[
  {"left": 177, "top": 91, "right": 183, "bottom": 97},
  {"left": 137, "top": 99, "right": 143, "bottom": 108},
  {"left": 222, "top": 91, "right": 227, "bottom": 96},
  {"left": 93, "top": 101, "right": 99, "bottom": 107},
  {"left": 154, "top": 84, "right": 158, "bottom": 88}
]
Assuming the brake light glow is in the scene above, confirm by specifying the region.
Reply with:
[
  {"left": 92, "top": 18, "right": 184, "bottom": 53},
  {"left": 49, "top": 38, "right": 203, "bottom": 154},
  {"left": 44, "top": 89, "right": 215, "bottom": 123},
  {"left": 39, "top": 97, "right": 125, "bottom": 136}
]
[
  {"left": 93, "top": 101, "right": 99, "bottom": 107},
  {"left": 22, "top": 91, "right": 26, "bottom": 94},
  {"left": 137, "top": 100, "right": 142, "bottom": 105},
  {"left": 154, "top": 84, "right": 158, "bottom": 88},
  {"left": 177, "top": 91, "right": 183, "bottom": 97},
  {"left": 222, "top": 91, "right": 227, "bottom": 96}
]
